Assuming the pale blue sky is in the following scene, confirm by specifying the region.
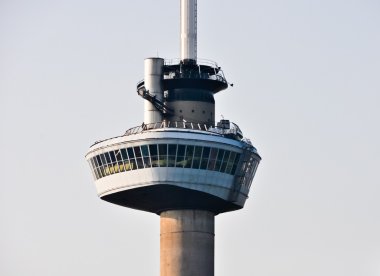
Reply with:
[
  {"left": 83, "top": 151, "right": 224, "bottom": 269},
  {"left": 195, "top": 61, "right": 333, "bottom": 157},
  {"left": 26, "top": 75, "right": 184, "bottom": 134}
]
[{"left": 1, "top": 0, "right": 380, "bottom": 275}]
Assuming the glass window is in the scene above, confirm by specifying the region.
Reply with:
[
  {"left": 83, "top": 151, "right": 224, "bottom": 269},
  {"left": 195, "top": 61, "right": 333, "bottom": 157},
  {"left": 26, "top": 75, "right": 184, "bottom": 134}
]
[
  {"left": 168, "top": 144, "right": 177, "bottom": 156},
  {"left": 98, "top": 165, "right": 105, "bottom": 178},
  {"left": 92, "top": 166, "right": 99, "bottom": 179},
  {"left": 149, "top": 144, "right": 159, "bottom": 167},
  {"left": 95, "top": 155, "right": 102, "bottom": 167},
  {"left": 127, "top": 147, "right": 137, "bottom": 170},
  {"left": 113, "top": 159, "right": 120, "bottom": 173},
  {"left": 119, "top": 148, "right": 130, "bottom": 171},
  {"left": 214, "top": 149, "right": 224, "bottom": 171},
  {"left": 220, "top": 151, "right": 230, "bottom": 173},
  {"left": 149, "top": 144, "right": 158, "bottom": 155},
  {"left": 127, "top": 148, "right": 135, "bottom": 159},
  {"left": 208, "top": 148, "right": 218, "bottom": 170},
  {"left": 176, "top": 145, "right": 186, "bottom": 167},
  {"left": 109, "top": 151, "right": 120, "bottom": 173},
  {"left": 253, "top": 160, "right": 259, "bottom": 175},
  {"left": 244, "top": 157, "right": 254, "bottom": 176},
  {"left": 89, "top": 145, "right": 242, "bottom": 178},
  {"left": 103, "top": 164, "right": 111, "bottom": 175},
  {"left": 121, "top": 148, "right": 128, "bottom": 160},
  {"left": 200, "top": 147, "right": 210, "bottom": 170},
  {"left": 141, "top": 145, "right": 149, "bottom": 157},
  {"left": 109, "top": 164, "right": 115, "bottom": 174},
  {"left": 129, "top": 159, "right": 137, "bottom": 170},
  {"left": 141, "top": 145, "right": 151, "bottom": 168},
  {"left": 100, "top": 154, "right": 107, "bottom": 165},
  {"left": 105, "top": 152, "right": 111, "bottom": 164},
  {"left": 136, "top": 157, "right": 144, "bottom": 169},
  {"left": 92, "top": 156, "right": 102, "bottom": 169},
  {"left": 225, "top": 152, "right": 236, "bottom": 174},
  {"left": 231, "top": 153, "right": 241, "bottom": 175},
  {"left": 124, "top": 158, "right": 132, "bottom": 171},
  {"left": 115, "top": 150, "right": 122, "bottom": 162},
  {"left": 168, "top": 144, "right": 177, "bottom": 167},
  {"left": 134, "top": 146, "right": 143, "bottom": 169},
  {"left": 109, "top": 151, "right": 116, "bottom": 163},
  {"left": 134, "top": 146, "right": 142, "bottom": 158},
  {"left": 124, "top": 161, "right": 132, "bottom": 171},
  {"left": 184, "top": 145, "right": 194, "bottom": 168},
  {"left": 90, "top": 157, "right": 97, "bottom": 169},
  {"left": 248, "top": 160, "right": 259, "bottom": 187},
  {"left": 96, "top": 167, "right": 103, "bottom": 179},
  {"left": 158, "top": 144, "right": 168, "bottom": 167},
  {"left": 118, "top": 161, "right": 125, "bottom": 172},
  {"left": 192, "top": 146, "right": 202, "bottom": 169},
  {"left": 90, "top": 158, "right": 97, "bottom": 178}
]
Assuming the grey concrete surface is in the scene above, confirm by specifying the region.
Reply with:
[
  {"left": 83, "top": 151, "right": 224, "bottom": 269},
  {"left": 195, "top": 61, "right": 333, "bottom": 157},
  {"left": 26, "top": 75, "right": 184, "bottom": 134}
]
[{"left": 160, "top": 210, "right": 215, "bottom": 276}]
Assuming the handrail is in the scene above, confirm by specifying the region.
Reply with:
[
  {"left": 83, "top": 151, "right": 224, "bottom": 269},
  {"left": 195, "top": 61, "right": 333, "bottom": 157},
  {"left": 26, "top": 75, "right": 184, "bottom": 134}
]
[
  {"left": 125, "top": 121, "right": 210, "bottom": 136},
  {"left": 124, "top": 121, "right": 248, "bottom": 144},
  {"left": 164, "top": 58, "right": 220, "bottom": 68},
  {"left": 91, "top": 120, "right": 254, "bottom": 148},
  {"left": 136, "top": 58, "right": 227, "bottom": 89}
]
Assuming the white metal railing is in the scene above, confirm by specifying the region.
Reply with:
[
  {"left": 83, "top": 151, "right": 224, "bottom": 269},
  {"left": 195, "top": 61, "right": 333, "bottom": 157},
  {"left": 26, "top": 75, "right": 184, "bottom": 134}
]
[
  {"left": 124, "top": 120, "right": 246, "bottom": 142},
  {"left": 125, "top": 121, "right": 210, "bottom": 136},
  {"left": 164, "top": 58, "right": 227, "bottom": 83},
  {"left": 164, "top": 58, "right": 218, "bottom": 68}
]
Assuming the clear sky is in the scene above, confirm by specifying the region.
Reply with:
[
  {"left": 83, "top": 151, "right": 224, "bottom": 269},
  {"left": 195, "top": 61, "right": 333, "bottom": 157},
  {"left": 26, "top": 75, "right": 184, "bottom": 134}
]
[{"left": 1, "top": 0, "right": 379, "bottom": 275}]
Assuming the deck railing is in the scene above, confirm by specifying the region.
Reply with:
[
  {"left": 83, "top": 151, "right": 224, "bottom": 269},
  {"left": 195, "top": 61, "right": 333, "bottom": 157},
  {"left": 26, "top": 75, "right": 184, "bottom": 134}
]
[
  {"left": 124, "top": 121, "right": 251, "bottom": 145},
  {"left": 125, "top": 121, "right": 210, "bottom": 135},
  {"left": 92, "top": 120, "right": 253, "bottom": 147}
]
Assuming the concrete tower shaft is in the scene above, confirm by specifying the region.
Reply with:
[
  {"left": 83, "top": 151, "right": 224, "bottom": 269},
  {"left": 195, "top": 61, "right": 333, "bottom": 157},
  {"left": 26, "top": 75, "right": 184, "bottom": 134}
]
[{"left": 161, "top": 210, "right": 214, "bottom": 276}]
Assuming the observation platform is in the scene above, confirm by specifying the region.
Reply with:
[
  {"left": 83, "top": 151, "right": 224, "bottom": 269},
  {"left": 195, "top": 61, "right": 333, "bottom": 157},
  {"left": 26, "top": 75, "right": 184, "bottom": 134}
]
[
  {"left": 137, "top": 59, "right": 228, "bottom": 94},
  {"left": 86, "top": 121, "right": 261, "bottom": 214}
]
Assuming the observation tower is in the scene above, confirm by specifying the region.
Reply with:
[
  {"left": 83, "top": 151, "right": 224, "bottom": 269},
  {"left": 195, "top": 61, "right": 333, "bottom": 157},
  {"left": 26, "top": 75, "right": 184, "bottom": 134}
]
[{"left": 85, "top": 1, "right": 261, "bottom": 275}]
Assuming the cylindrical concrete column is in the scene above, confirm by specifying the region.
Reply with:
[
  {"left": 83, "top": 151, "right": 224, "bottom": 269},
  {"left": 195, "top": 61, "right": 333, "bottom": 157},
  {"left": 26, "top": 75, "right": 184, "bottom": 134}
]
[
  {"left": 160, "top": 210, "right": 215, "bottom": 276},
  {"left": 144, "top": 57, "right": 164, "bottom": 124}
]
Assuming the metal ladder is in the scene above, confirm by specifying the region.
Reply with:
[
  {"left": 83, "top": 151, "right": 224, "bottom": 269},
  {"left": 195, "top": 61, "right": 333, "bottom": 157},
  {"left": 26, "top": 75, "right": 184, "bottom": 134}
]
[{"left": 137, "top": 87, "right": 173, "bottom": 115}]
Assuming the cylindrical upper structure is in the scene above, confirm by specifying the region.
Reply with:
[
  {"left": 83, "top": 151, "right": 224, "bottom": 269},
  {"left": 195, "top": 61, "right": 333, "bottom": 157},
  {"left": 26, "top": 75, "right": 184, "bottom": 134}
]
[
  {"left": 180, "top": 0, "right": 197, "bottom": 62},
  {"left": 160, "top": 210, "right": 214, "bottom": 276},
  {"left": 144, "top": 58, "right": 164, "bottom": 124}
]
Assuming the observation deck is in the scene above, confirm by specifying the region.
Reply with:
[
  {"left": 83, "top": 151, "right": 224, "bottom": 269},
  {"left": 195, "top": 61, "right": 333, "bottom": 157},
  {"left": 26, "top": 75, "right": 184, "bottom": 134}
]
[
  {"left": 137, "top": 59, "right": 228, "bottom": 95},
  {"left": 86, "top": 120, "right": 261, "bottom": 214}
]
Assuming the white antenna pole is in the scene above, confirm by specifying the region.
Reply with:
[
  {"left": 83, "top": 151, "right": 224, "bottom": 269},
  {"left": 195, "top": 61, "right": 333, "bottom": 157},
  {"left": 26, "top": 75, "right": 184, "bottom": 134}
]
[{"left": 180, "top": 0, "right": 197, "bottom": 62}]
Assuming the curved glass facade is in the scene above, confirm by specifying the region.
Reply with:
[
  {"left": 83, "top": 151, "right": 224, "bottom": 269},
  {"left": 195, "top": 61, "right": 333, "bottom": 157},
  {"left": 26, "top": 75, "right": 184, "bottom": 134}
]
[{"left": 88, "top": 143, "right": 244, "bottom": 180}]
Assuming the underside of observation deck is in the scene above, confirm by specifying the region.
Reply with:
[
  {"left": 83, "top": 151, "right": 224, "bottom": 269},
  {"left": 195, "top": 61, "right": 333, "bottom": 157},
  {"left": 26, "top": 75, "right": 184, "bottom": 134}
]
[{"left": 101, "top": 184, "right": 242, "bottom": 215}]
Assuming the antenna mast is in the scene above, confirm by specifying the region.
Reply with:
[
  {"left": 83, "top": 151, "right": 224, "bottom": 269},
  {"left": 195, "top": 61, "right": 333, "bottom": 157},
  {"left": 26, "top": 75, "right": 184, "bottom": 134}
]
[{"left": 180, "top": 0, "right": 197, "bottom": 62}]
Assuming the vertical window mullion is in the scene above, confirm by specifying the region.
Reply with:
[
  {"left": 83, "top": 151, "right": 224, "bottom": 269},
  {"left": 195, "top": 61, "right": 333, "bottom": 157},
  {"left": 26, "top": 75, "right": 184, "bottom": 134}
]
[
  {"left": 104, "top": 151, "right": 113, "bottom": 175},
  {"left": 140, "top": 146, "right": 146, "bottom": 168},
  {"left": 133, "top": 147, "right": 140, "bottom": 169},
  {"left": 127, "top": 147, "right": 136, "bottom": 170},
  {"left": 121, "top": 148, "right": 130, "bottom": 171},
  {"left": 231, "top": 153, "right": 241, "bottom": 175},
  {"left": 190, "top": 146, "right": 196, "bottom": 168},
  {"left": 182, "top": 145, "right": 187, "bottom": 168},
  {"left": 112, "top": 151, "right": 120, "bottom": 173},
  {"left": 218, "top": 150, "right": 226, "bottom": 172}
]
